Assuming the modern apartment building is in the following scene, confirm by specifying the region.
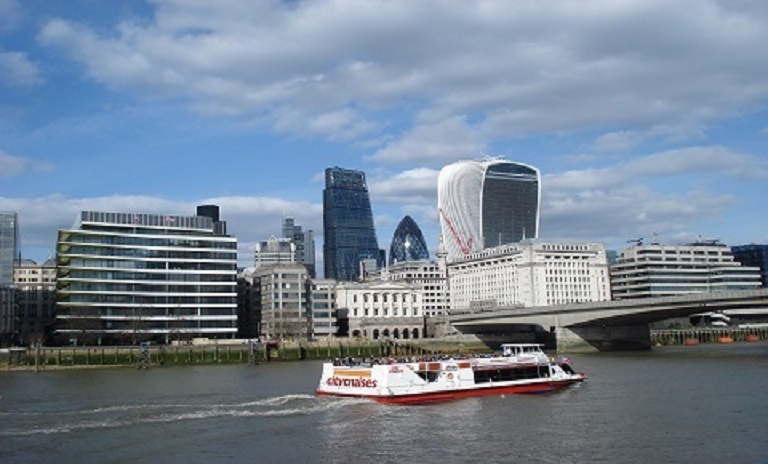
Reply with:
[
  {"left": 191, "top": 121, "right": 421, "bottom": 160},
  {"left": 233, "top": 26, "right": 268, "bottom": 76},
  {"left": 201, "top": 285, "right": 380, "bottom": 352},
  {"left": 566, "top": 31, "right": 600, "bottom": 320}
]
[
  {"left": 610, "top": 242, "right": 762, "bottom": 299},
  {"left": 448, "top": 240, "right": 611, "bottom": 313},
  {"left": 389, "top": 215, "right": 430, "bottom": 266},
  {"left": 438, "top": 159, "right": 540, "bottom": 262},
  {"left": 323, "top": 167, "right": 380, "bottom": 282},
  {"left": 55, "top": 211, "right": 238, "bottom": 345}
]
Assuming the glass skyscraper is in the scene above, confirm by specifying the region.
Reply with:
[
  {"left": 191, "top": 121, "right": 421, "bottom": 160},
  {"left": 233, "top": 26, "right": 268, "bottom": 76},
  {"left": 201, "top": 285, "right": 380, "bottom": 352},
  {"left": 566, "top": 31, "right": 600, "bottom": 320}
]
[
  {"left": 0, "top": 211, "right": 19, "bottom": 342},
  {"left": 0, "top": 211, "right": 19, "bottom": 285},
  {"left": 437, "top": 159, "right": 540, "bottom": 262},
  {"left": 55, "top": 211, "right": 238, "bottom": 345},
  {"left": 323, "top": 167, "right": 380, "bottom": 281},
  {"left": 389, "top": 215, "right": 430, "bottom": 266}
]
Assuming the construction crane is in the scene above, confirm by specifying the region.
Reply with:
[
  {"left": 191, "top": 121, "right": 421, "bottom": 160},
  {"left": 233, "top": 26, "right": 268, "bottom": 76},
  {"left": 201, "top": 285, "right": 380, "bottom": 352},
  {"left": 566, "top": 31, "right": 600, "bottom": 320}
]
[{"left": 438, "top": 208, "right": 474, "bottom": 256}]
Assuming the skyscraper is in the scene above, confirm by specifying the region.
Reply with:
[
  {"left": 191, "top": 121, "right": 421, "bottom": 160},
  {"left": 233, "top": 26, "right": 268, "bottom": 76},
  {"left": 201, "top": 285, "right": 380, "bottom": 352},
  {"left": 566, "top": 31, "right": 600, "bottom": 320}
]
[
  {"left": 323, "top": 167, "right": 380, "bottom": 281},
  {"left": 389, "top": 215, "right": 430, "bottom": 266},
  {"left": 0, "top": 211, "right": 19, "bottom": 285},
  {"left": 282, "top": 216, "right": 316, "bottom": 277},
  {"left": 437, "top": 159, "right": 540, "bottom": 262},
  {"left": 0, "top": 211, "right": 19, "bottom": 342}
]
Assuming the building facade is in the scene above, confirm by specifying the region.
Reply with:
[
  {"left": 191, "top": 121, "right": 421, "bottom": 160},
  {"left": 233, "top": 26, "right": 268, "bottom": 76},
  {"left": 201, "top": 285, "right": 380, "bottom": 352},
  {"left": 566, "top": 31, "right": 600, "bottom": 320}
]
[
  {"left": 282, "top": 216, "right": 316, "bottom": 278},
  {"left": 437, "top": 159, "right": 540, "bottom": 262},
  {"left": 336, "top": 281, "right": 423, "bottom": 340},
  {"left": 731, "top": 244, "right": 768, "bottom": 288},
  {"left": 14, "top": 258, "right": 56, "bottom": 344},
  {"left": 448, "top": 240, "right": 611, "bottom": 313},
  {"left": 610, "top": 242, "right": 762, "bottom": 299},
  {"left": 254, "top": 236, "right": 296, "bottom": 268},
  {"left": 323, "top": 167, "right": 380, "bottom": 282},
  {"left": 55, "top": 211, "right": 238, "bottom": 345},
  {"left": 307, "top": 278, "right": 337, "bottom": 338},
  {"left": 0, "top": 211, "right": 19, "bottom": 343},
  {"left": 389, "top": 215, "right": 430, "bottom": 266},
  {"left": 253, "top": 263, "right": 310, "bottom": 340}
]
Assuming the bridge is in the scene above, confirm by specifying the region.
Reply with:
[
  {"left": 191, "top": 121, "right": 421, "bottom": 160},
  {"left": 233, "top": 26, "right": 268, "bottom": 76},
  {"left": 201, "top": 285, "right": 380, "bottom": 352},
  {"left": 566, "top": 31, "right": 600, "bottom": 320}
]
[{"left": 449, "top": 289, "right": 768, "bottom": 352}]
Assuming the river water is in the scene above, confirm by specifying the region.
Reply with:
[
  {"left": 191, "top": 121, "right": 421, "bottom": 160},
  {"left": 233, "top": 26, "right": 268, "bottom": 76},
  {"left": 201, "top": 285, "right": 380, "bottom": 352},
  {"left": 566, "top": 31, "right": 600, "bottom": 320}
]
[{"left": 1, "top": 343, "right": 767, "bottom": 464}]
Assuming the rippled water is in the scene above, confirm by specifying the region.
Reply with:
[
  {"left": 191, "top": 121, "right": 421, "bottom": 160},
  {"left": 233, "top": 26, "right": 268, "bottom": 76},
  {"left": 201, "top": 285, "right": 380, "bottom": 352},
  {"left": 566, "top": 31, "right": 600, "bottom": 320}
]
[{"left": 1, "top": 343, "right": 767, "bottom": 463}]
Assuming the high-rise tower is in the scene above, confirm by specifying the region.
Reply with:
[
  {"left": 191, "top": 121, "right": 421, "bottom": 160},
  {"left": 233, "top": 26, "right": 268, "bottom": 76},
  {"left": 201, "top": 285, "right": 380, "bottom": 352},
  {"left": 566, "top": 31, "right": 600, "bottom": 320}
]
[
  {"left": 437, "top": 159, "right": 540, "bottom": 262},
  {"left": 389, "top": 215, "right": 430, "bottom": 266},
  {"left": 323, "top": 167, "right": 380, "bottom": 281}
]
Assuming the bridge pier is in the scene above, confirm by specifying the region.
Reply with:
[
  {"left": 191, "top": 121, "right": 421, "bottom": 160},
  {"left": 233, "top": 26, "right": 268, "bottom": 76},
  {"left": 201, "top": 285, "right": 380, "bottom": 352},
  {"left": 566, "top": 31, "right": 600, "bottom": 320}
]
[{"left": 556, "top": 325, "right": 652, "bottom": 352}]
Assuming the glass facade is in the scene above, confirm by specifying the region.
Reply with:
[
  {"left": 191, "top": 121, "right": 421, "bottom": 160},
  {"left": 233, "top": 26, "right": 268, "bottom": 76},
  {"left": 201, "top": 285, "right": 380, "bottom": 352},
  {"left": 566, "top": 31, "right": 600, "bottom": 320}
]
[
  {"left": 438, "top": 159, "right": 540, "bottom": 262},
  {"left": 389, "top": 215, "right": 430, "bottom": 265},
  {"left": 55, "top": 211, "right": 238, "bottom": 345},
  {"left": 323, "top": 167, "right": 380, "bottom": 281},
  {"left": 482, "top": 163, "right": 539, "bottom": 247},
  {"left": 0, "top": 211, "right": 19, "bottom": 342},
  {"left": 732, "top": 244, "right": 768, "bottom": 287},
  {"left": 0, "top": 211, "right": 19, "bottom": 285}
]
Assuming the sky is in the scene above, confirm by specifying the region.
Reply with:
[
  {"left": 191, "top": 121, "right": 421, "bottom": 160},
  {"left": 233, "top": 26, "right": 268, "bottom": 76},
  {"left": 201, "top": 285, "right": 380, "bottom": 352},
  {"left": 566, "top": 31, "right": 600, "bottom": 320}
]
[{"left": 1, "top": 0, "right": 768, "bottom": 271}]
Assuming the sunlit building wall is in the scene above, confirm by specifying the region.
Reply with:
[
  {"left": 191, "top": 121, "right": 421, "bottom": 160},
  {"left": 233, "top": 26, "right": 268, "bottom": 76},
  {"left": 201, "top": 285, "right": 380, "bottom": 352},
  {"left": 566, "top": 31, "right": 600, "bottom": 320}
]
[{"left": 449, "top": 240, "right": 611, "bottom": 313}]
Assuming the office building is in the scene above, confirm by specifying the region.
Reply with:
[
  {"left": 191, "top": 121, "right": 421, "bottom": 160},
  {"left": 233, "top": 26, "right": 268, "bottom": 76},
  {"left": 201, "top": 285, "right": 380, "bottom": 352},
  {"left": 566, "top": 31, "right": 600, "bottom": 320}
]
[
  {"left": 323, "top": 167, "right": 380, "bottom": 281},
  {"left": 14, "top": 258, "right": 56, "bottom": 344},
  {"left": 55, "top": 211, "right": 238, "bottom": 345},
  {"left": 307, "top": 278, "right": 337, "bottom": 338},
  {"left": 732, "top": 244, "right": 768, "bottom": 287},
  {"left": 197, "top": 204, "right": 228, "bottom": 236},
  {"left": 437, "top": 159, "right": 540, "bottom": 262},
  {"left": 254, "top": 236, "right": 296, "bottom": 268},
  {"left": 336, "top": 280, "right": 423, "bottom": 340},
  {"left": 389, "top": 215, "right": 430, "bottom": 266},
  {"left": 282, "top": 216, "right": 316, "bottom": 277},
  {"left": 253, "top": 263, "right": 310, "bottom": 340},
  {"left": 448, "top": 240, "right": 611, "bottom": 313},
  {"left": 610, "top": 242, "right": 762, "bottom": 299},
  {"left": 0, "top": 211, "right": 19, "bottom": 343}
]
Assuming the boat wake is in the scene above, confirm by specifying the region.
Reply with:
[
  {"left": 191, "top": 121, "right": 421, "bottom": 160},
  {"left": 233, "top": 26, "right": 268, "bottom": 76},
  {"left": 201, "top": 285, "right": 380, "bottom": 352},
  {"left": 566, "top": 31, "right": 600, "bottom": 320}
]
[{"left": 0, "top": 394, "right": 362, "bottom": 436}]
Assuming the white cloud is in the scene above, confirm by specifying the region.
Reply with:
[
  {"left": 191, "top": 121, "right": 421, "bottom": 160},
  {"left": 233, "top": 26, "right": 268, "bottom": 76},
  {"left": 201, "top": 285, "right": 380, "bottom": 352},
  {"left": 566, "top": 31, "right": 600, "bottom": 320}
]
[
  {"left": 0, "top": 51, "right": 42, "bottom": 87},
  {"left": 0, "top": 0, "right": 20, "bottom": 32},
  {"left": 591, "top": 131, "right": 644, "bottom": 153},
  {"left": 0, "top": 149, "right": 53, "bottom": 177},
  {"left": 624, "top": 146, "right": 768, "bottom": 179},
  {"left": 35, "top": 0, "right": 768, "bottom": 162},
  {"left": 369, "top": 117, "right": 486, "bottom": 164},
  {"left": 0, "top": 194, "right": 323, "bottom": 268}
]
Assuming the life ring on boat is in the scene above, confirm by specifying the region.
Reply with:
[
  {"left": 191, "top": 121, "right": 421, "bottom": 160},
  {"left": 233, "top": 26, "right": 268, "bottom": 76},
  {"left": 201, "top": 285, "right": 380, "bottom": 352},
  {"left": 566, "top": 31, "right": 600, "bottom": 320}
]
[{"left": 446, "top": 373, "right": 454, "bottom": 380}]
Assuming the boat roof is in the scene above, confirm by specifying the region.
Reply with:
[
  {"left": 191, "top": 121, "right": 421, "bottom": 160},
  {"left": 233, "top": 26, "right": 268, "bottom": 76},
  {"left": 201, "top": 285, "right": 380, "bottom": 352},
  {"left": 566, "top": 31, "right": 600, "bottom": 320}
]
[{"left": 500, "top": 343, "right": 544, "bottom": 347}]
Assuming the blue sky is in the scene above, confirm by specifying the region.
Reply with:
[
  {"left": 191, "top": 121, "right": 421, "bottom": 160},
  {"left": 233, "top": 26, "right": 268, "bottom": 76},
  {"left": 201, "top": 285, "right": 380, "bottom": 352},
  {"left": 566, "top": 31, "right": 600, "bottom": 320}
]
[{"left": 2, "top": 0, "right": 767, "bottom": 270}]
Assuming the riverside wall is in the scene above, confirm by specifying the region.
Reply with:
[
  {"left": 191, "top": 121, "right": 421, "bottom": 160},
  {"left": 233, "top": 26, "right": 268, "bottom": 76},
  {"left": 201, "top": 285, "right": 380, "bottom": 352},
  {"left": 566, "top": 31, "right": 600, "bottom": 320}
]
[{"left": 0, "top": 336, "right": 491, "bottom": 371}]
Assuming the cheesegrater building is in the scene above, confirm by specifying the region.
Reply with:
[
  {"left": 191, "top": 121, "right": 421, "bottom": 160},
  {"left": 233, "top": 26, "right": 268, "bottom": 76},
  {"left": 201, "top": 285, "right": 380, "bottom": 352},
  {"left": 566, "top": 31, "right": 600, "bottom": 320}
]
[
  {"left": 323, "top": 167, "right": 381, "bottom": 282},
  {"left": 55, "top": 211, "right": 238, "bottom": 345},
  {"left": 437, "top": 159, "right": 540, "bottom": 262}
]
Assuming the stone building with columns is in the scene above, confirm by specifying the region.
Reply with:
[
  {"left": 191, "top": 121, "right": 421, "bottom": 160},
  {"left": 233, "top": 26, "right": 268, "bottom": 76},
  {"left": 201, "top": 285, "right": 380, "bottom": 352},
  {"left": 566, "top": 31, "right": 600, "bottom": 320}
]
[{"left": 335, "top": 281, "right": 423, "bottom": 340}]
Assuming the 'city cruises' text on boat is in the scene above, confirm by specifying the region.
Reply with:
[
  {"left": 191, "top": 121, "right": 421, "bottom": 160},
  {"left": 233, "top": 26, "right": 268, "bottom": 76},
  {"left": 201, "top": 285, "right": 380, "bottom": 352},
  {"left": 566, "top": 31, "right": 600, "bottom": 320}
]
[{"left": 316, "top": 343, "right": 586, "bottom": 404}]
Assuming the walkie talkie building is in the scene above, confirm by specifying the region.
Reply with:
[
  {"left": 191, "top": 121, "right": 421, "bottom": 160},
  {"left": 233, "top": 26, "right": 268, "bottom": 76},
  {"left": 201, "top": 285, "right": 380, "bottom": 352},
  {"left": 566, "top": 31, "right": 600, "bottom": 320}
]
[
  {"left": 323, "top": 167, "right": 380, "bottom": 281},
  {"left": 437, "top": 159, "right": 540, "bottom": 262}
]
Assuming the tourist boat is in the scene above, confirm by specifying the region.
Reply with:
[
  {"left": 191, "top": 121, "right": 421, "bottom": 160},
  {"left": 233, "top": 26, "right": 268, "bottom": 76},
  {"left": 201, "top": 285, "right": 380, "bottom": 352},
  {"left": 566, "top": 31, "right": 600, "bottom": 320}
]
[{"left": 316, "top": 343, "right": 586, "bottom": 404}]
